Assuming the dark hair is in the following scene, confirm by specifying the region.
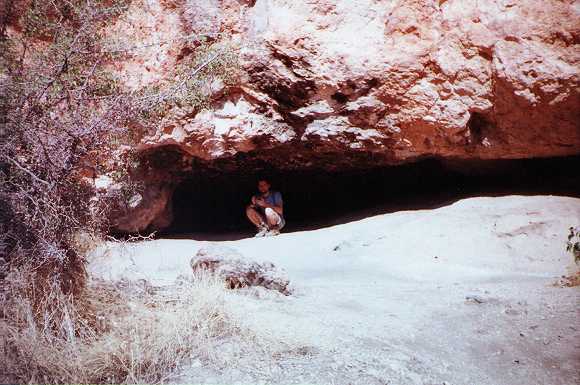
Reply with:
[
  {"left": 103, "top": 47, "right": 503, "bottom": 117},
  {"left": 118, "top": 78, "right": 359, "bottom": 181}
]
[{"left": 257, "top": 177, "right": 271, "bottom": 184}]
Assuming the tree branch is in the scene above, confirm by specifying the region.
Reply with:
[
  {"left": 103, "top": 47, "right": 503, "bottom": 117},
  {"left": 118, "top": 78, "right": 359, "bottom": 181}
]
[{"left": 5, "top": 155, "right": 52, "bottom": 187}]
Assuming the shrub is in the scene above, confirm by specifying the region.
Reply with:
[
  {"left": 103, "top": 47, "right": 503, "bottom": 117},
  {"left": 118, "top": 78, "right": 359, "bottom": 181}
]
[
  {"left": 1, "top": 0, "right": 137, "bottom": 316},
  {"left": 0, "top": 2, "right": 136, "bottom": 381},
  {"left": 0, "top": 0, "right": 240, "bottom": 383}
]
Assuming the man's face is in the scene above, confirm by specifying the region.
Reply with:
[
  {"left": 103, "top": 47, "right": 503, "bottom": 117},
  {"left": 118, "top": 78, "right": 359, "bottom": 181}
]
[{"left": 258, "top": 180, "right": 270, "bottom": 193}]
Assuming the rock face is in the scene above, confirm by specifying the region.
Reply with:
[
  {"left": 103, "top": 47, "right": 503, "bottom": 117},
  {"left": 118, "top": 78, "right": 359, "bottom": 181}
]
[
  {"left": 130, "top": 0, "right": 579, "bottom": 161},
  {"left": 190, "top": 245, "right": 291, "bottom": 295},
  {"left": 106, "top": 0, "right": 580, "bottom": 232}
]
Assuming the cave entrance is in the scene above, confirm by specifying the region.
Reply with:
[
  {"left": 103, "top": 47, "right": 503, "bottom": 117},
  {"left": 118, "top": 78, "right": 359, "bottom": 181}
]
[{"left": 160, "top": 156, "right": 580, "bottom": 239}]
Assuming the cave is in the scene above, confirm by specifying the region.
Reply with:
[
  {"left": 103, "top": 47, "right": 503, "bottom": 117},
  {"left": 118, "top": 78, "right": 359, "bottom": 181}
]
[
  {"left": 159, "top": 155, "right": 580, "bottom": 239},
  {"left": 467, "top": 111, "right": 494, "bottom": 144}
]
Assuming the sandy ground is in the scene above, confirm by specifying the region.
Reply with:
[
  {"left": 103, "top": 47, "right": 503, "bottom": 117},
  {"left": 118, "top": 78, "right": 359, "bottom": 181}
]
[{"left": 89, "top": 195, "right": 580, "bottom": 385}]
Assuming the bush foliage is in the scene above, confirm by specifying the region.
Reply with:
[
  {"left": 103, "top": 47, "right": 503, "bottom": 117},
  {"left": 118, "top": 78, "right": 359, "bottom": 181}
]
[{"left": 0, "top": 0, "right": 239, "bottom": 382}]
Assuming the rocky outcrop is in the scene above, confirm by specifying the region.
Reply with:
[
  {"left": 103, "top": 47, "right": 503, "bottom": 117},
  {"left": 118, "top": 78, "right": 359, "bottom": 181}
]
[
  {"left": 128, "top": 0, "right": 579, "bottom": 162},
  {"left": 104, "top": 0, "right": 580, "bottom": 232},
  {"left": 190, "top": 245, "right": 291, "bottom": 295}
]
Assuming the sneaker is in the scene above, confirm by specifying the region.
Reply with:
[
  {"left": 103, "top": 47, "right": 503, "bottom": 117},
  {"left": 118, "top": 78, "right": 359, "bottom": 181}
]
[
  {"left": 254, "top": 226, "right": 269, "bottom": 237},
  {"left": 265, "top": 229, "right": 280, "bottom": 237}
]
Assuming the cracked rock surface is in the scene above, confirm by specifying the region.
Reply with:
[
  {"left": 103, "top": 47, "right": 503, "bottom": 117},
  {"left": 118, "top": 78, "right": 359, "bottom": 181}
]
[
  {"left": 101, "top": 0, "right": 580, "bottom": 232},
  {"left": 126, "top": 0, "right": 579, "bottom": 163}
]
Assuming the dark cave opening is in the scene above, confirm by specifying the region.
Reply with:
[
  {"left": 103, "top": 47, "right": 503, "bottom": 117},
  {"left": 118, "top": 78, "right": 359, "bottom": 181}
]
[
  {"left": 467, "top": 112, "right": 494, "bottom": 144},
  {"left": 160, "top": 155, "right": 580, "bottom": 239}
]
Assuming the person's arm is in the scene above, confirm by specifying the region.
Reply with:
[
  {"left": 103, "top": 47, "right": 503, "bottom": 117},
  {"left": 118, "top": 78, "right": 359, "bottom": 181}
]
[
  {"left": 273, "top": 192, "right": 283, "bottom": 215},
  {"left": 273, "top": 202, "right": 283, "bottom": 215},
  {"left": 255, "top": 193, "right": 283, "bottom": 215}
]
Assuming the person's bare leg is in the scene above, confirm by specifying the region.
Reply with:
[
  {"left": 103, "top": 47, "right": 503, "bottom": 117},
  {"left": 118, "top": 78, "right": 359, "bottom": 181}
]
[
  {"left": 246, "top": 206, "right": 267, "bottom": 228},
  {"left": 264, "top": 208, "right": 281, "bottom": 230}
]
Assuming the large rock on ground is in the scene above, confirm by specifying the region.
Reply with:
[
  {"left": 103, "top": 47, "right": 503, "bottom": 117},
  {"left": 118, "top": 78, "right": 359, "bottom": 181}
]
[{"left": 190, "top": 245, "right": 291, "bottom": 295}]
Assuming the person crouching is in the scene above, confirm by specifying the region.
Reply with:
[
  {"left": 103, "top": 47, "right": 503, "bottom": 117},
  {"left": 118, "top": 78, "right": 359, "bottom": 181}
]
[{"left": 246, "top": 178, "right": 285, "bottom": 237}]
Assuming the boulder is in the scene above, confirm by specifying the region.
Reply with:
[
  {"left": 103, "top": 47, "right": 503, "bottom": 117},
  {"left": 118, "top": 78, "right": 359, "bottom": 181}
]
[{"left": 190, "top": 245, "right": 291, "bottom": 295}]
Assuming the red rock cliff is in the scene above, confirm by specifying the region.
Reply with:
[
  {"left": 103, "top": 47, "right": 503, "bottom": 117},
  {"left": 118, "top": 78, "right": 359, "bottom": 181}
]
[{"left": 100, "top": 0, "right": 580, "bottom": 231}]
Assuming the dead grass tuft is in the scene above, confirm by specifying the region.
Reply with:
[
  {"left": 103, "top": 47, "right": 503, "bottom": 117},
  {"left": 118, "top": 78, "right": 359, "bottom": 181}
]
[{"left": 1, "top": 270, "right": 235, "bottom": 384}]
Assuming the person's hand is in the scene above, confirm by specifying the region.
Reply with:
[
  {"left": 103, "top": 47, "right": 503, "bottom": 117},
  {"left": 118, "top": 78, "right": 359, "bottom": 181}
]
[{"left": 255, "top": 198, "right": 266, "bottom": 207}]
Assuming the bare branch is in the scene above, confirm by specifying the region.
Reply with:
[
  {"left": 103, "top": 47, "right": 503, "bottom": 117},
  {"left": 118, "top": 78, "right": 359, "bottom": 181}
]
[{"left": 4, "top": 155, "right": 53, "bottom": 187}]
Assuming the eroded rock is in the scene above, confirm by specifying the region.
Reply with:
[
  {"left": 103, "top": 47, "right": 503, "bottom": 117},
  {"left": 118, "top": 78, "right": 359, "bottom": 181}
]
[
  {"left": 107, "top": 0, "right": 579, "bottom": 165},
  {"left": 98, "top": 0, "right": 580, "bottom": 232},
  {"left": 190, "top": 245, "right": 291, "bottom": 295}
]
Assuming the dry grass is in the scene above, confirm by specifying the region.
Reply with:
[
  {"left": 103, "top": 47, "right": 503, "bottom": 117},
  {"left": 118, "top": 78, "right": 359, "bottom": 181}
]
[{"left": 1, "top": 271, "right": 236, "bottom": 384}]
